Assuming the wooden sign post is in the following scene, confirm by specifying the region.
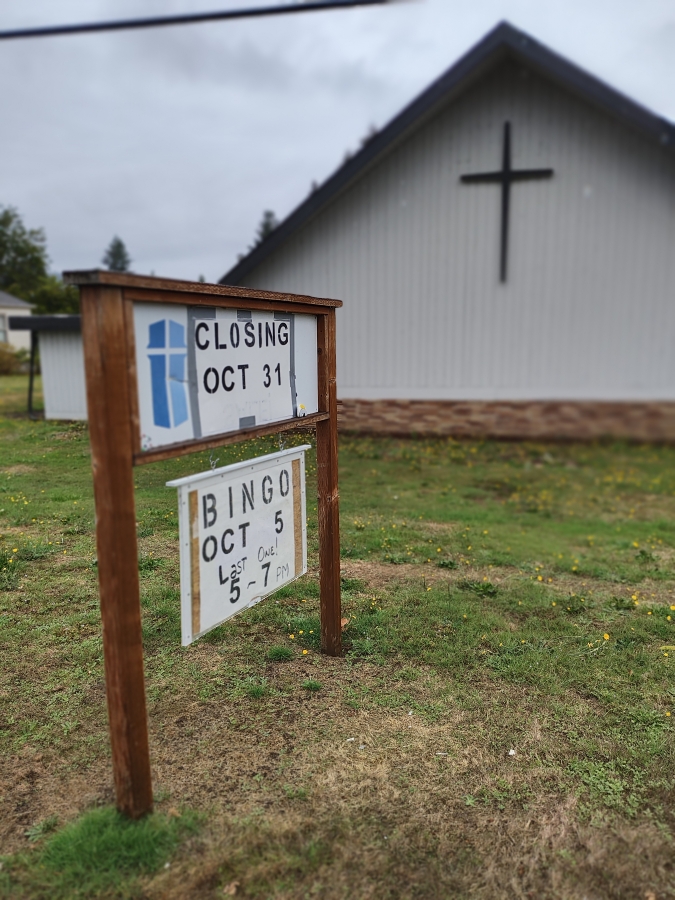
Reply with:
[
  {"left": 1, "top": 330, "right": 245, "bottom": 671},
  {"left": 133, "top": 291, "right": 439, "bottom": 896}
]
[{"left": 64, "top": 270, "right": 342, "bottom": 819}]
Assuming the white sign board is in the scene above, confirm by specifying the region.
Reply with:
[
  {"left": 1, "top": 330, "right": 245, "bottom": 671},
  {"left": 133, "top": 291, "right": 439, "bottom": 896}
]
[
  {"left": 167, "top": 446, "right": 309, "bottom": 645},
  {"left": 134, "top": 303, "right": 318, "bottom": 451}
]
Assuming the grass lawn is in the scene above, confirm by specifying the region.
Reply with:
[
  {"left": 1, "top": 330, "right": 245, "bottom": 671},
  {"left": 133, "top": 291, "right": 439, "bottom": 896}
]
[{"left": 0, "top": 375, "right": 673, "bottom": 899}]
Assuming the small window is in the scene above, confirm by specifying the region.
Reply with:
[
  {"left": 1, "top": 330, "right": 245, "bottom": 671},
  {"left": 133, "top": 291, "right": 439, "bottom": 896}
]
[{"left": 0, "top": 313, "right": 7, "bottom": 344}]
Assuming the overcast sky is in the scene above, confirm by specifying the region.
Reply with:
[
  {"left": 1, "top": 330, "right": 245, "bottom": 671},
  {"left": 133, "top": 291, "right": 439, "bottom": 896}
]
[{"left": 1, "top": 0, "right": 674, "bottom": 283}]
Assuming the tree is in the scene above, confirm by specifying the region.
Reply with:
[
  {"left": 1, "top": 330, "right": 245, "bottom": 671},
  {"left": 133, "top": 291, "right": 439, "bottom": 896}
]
[
  {"left": 237, "top": 210, "right": 279, "bottom": 260},
  {"left": 30, "top": 274, "right": 79, "bottom": 315},
  {"left": 0, "top": 205, "right": 79, "bottom": 313},
  {"left": 102, "top": 236, "right": 131, "bottom": 272},
  {"left": 0, "top": 205, "right": 48, "bottom": 299},
  {"left": 252, "top": 210, "right": 278, "bottom": 249}
]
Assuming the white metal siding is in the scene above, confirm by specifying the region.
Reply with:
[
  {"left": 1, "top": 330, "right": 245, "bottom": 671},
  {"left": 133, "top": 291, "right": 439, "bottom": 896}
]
[
  {"left": 239, "top": 62, "right": 675, "bottom": 401},
  {"left": 40, "top": 332, "right": 87, "bottom": 420}
]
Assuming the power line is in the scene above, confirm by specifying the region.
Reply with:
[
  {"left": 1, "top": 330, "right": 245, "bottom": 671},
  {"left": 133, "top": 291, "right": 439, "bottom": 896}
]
[{"left": 0, "top": 0, "right": 392, "bottom": 41}]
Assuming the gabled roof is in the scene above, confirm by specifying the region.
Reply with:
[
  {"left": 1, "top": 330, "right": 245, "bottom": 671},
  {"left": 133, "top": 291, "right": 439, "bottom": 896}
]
[
  {"left": 0, "top": 290, "right": 33, "bottom": 310},
  {"left": 221, "top": 20, "right": 675, "bottom": 285}
]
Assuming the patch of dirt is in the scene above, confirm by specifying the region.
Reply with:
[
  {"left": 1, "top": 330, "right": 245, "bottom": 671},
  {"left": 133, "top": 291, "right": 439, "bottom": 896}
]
[
  {"left": 0, "top": 747, "right": 112, "bottom": 851},
  {"left": 340, "top": 550, "right": 675, "bottom": 610},
  {"left": 418, "top": 521, "right": 460, "bottom": 536},
  {"left": 1, "top": 465, "right": 36, "bottom": 475},
  {"left": 537, "top": 573, "right": 675, "bottom": 608},
  {"left": 607, "top": 492, "right": 675, "bottom": 523},
  {"left": 341, "top": 558, "right": 513, "bottom": 594},
  {"left": 341, "top": 558, "right": 447, "bottom": 590},
  {"left": 49, "top": 430, "right": 80, "bottom": 441}
]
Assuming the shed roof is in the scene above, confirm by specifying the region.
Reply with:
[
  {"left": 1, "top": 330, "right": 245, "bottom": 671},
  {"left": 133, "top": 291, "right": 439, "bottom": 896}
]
[
  {"left": 9, "top": 315, "right": 81, "bottom": 332},
  {"left": 0, "top": 290, "right": 33, "bottom": 310},
  {"left": 220, "top": 20, "right": 675, "bottom": 285}
]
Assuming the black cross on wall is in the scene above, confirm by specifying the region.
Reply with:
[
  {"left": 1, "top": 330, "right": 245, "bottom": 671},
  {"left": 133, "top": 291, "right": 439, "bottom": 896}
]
[{"left": 460, "top": 121, "right": 554, "bottom": 283}]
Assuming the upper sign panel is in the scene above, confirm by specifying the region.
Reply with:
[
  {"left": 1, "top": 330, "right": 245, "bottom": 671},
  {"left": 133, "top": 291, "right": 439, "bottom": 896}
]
[{"left": 133, "top": 303, "right": 318, "bottom": 451}]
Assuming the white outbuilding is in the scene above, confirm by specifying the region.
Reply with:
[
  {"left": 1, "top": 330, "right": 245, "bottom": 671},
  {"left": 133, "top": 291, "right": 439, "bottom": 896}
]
[
  {"left": 221, "top": 22, "right": 675, "bottom": 441},
  {"left": 0, "top": 291, "right": 32, "bottom": 352},
  {"left": 9, "top": 315, "right": 86, "bottom": 420}
]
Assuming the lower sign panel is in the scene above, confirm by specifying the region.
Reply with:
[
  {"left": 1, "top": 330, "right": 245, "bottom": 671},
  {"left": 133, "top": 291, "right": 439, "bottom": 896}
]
[{"left": 167, "top": 446, "right": 309, "bottom": 645}]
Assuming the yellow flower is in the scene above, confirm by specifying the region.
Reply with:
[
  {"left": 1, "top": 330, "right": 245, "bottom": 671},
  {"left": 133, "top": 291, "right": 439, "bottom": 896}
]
[
  {"left": 668, "top": 616, "right": 672, "bottom": 621},
  {"left": 648, "top": 611, "right": 652, "bottom": 616},
  {"left": 299, "top": 630, "right": 304, "bottom": 634},
  {"left": 302, "top": 649, "right": 308, "bottom": 655},
  {"left": 552, "top": 602, "right": 556, "bottom": 606},
  {"left": 537, "top": 576, "right": 543, "bottom": 582},
  {"left": 632, "top": 594, "right": 638, "bottom": 600},
  {"left": 666, "top": 712, "right": 671, "bottom": 717},
  {"left": 603, "top": 633, "right": 610, "bottom": 640},
  {"left": 289, "top": 634, "right": 295, "bottom": 639},
  {"left": 12, "top": 548, "right": 17, "bottom": 553},
  {"left": 671, "top": 605, "right": 675, "bottom": 611}
]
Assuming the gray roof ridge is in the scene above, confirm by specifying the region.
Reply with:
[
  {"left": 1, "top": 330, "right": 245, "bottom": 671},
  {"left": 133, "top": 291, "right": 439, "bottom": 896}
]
[
  {"left": 0, "top": 290, "right": 34, "bottom": 308},
  {"left": 220, "top": 20, "right": 675, "bottom": 285}
]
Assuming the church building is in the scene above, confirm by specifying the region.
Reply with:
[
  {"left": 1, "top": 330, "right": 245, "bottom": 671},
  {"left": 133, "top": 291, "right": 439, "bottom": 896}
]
[{"left": 221, "top": 22, "right": 675, "bottom": 441}]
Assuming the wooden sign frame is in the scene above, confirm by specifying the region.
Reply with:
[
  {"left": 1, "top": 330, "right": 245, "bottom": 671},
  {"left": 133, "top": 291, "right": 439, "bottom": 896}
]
[{"left": 64, "top": 269, "right": 343, "bottom": 819}]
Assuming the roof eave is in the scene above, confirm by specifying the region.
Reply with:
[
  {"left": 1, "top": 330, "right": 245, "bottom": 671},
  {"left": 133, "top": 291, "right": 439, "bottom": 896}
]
[{"left": 0, "top": 294, "right": 34, "bottom": 309}]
